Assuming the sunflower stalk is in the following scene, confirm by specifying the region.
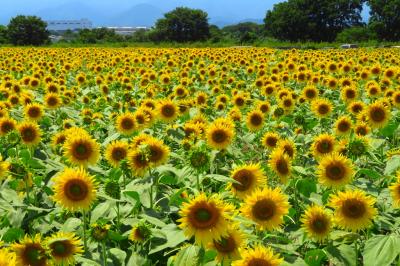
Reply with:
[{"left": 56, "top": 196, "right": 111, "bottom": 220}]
[
  {"left": 82, "top": 210, "right": 89, "bottom": 258},
  {"left": 102, "top": 240, "right": 108, "bottom": 266}
]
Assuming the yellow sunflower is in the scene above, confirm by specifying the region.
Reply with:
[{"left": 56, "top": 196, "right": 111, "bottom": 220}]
[
  {"left": 46, "top": 232, "right": 83, "bottom": 265},
  {"left": 12, "top": 234, "right": 47, "bottom": 266},
  {"left": 157, "top": 99, "right": 178, "bottom": 122},
  {"left": 276, "top": 139, "right": 296, "bottom": 159},
  {"left": 365, "top": 101, "right": 391, "bottom": 129},
  {"left": 145, "top": 138, "right": 170, "bottom": 167},
  {"left": 246, "top": 110, "right": 264, "bottom": 131},
  {"left": 334, "top": 115, "right": 353, "bottom": 136},
  {"left": 206, "top": 121, "right": 235, "bottom": 150},
  {"left": 129, "top": 224, "right": 151, "bottom": 243},
  {"left": 127, "top": 149, "right": 150, "bottom": 176},
  {"left": 317, "top": 152, "right": 354, "bottom": 188},
  {"left": 301, "top": 205, "right": 332, "bottom": 242},
  {"left": 268, "top": 148, "right": 292, "bottom": 183},
  {"left": 0, "top": 117, "right": 17, "bottom": 136},
  {"left": 241, "top": 187, "right": 289, "bottom": 231},
  {"left": 232, "top": 245, "right": 283, "bottom": 266},
  {"left": 389, "top": 179, "right": 400, "bottom": 207},
  {"left": 52, "top": 168, "right": 97, "bottom": 212},
  {"left": 18, "top": 121, "right": 42, "bottom": 146},
  {"left": 311, "top": 98, "right": 333, "bottom": 118},
  {"left": 0, "top": 156, "right": 10, "bottom": 181},
  {"left": 178, "top": 193, "right": 233, "bottom": 245},
  {"left": 116, "top": 112, "right": 136, "bottom": 135},
  {"left": 208, "top": 223, "right": 244, "bottom": 265},
  {"left": 311, "top": 133, "right": 336, "bottom": 159},
  {"left": 105, "top": 140, "right": 129, "bottom": 167},
  {"left": 228, "top": 163, "right": 266, "bottom": 199},
  {"left": 261, "top": 132, "right": 280, "bottom": 150},
  {"left": 0, "top": 248, "right": 16, "bottom": 266},
  {"left": 63, "top": 134, "right": 100, "bottom": 166},
  {"left": 329, "top": 189, "right": 377, "bottom": 232},
  {"left": 24, "top": 103, "right": 44, "bottom": 121}
]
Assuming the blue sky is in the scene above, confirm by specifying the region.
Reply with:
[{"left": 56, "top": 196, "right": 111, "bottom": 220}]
[{"left": 1, "top": 0, "right": 370, "bottom": 26}]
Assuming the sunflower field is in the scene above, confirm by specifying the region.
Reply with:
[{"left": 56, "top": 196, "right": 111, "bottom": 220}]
[{"left": 0, "top": 47, "right": 400, "bottom": 266}]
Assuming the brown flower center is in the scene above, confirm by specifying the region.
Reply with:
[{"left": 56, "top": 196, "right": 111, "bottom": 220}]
[{"left": 252, "top": 199, "right": 276, "bottom": 221}]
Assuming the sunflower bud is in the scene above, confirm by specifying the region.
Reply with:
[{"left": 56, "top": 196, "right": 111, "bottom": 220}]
[{"left": 104, "top": 179, "right": 121, "bottom": 199}]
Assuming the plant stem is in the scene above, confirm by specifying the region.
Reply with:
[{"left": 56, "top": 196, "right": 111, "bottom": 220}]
[
  {"left": 82, "top": 210, "right": 89, "bottom": 258},
  {"left": 116, "top": 202, "right": 121, "bottom": 233},
  {"left": 196, "top": 172, "right": 201, "bottom": 191},
  {"left": 355, "top": 239, "right": 358, "bottom": 266},
  {"left": 25, "top": 178, "right": 30, "bottom": 205},
  {"left": 102, "top": 241, "right": 107, "bottom": 266}
]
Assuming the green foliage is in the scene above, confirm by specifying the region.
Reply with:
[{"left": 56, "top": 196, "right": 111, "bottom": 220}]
[
  {"left": 222, "top": 22, "right": 265, "bottom": 44},
  {"left": 336, "top": 26, "right": 377, "bottom": 42},
  {"left": 152, "top": 7, "right": 210, "bottom": 42},
  {"left": 265, "top": 0, "right": 365, "bottom": 42},
  {"left": 7, "top": 15, "right": 49, "bottom": 46},
  {"left": 78, "top": 28, "right": 124, "bottom": 44},
  {"left": 0, "top": 25, "right": 8, "bottom": 44},
  {"left": 369, "top": 0, "right": 400, "bottom": 41}
]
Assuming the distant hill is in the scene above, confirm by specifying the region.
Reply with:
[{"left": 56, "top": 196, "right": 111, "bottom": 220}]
[{"left": 109, "top": 4, "right": 163, "bottom": 27}]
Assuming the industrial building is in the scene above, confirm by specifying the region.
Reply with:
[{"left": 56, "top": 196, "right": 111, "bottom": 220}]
[{"left": 46, "top": 19, "right": 93, "bottom": 32}]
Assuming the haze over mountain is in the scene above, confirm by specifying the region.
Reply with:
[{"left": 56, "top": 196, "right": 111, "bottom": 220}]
[{"left": 0, "top": 0, "right": 370, "bottom": 27}]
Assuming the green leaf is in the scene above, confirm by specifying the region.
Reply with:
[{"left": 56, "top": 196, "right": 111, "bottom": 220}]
[
  {"left": 2, "top": 228, "right": 24, "bottom": 243},
  {"left": 91, "top": 201, "right": 114, "bottom": 223},
  {"left": 206, "top": 174, "right": 241, "bottom": 184},
  {"left": 174, "top": 245, "right": 200, "bottom": 266},
  {"left": 379, "top": 121, "right": 399, "bottom": 138},
  {"left": 293, "top": 166, "right": 309, "bottom": 176},
  {"left": 149, "top": 224, "right": 186, "bottom": 254},
  {"left": 109, "top": 248, "right": 127, "bottom": 265},
  {"left": 60, "top": 218, "right": 82, "bottom": 232},
  {"left": 304, "top": 249, "right": 327, "bottom": 266},
  {"left": 384, "top": 155, "right": 400, "bottom": 175},
  {"left": 363, "top": 235, "right": 400, "bottom": 266},
  {"left": 326, "top": 244, "right": 356, "bottom": 266},
  {"left": 296, "top": 178, "right": 317, "bottom": 197},
  {"left": 357, "top": 168, "right": 381, "bottom": 179}
]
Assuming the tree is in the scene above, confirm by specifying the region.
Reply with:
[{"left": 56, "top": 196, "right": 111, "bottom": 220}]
[
  {"left": 223, "top": 22, "right": 264, "bottom": 44},
  {"left": 7, "top": 15, "right": 49, "bottom": 46},
  {"left": 264, "top": 0, "right": 365, "bottom": 42},
  {"left": 153, "top": 7, "right": 210, "bottom": 42},
  {"left": 369, "top": 0, "right": 400, "bottom": 41},
  {"left": 0, "top": 25, "right": 8, "bottom": 44},
  {"left": 336, "top": 26, "right": 377, "bottom": 42}
]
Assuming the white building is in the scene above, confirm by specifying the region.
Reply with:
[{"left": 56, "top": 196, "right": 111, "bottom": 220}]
[
  {"left": 46, "top": 19, "right": 93, "bottom": 32},
  {"left": 105, "top": 26, "right": 149, "bottom": 36}
]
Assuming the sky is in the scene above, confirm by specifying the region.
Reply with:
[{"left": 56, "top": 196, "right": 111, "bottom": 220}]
[{"left": 0, "top": 0, "right": 370, "bottom": 26}]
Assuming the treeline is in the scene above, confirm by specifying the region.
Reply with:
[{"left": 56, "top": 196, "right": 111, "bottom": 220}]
[{"left": 1, "top": 0, "right": 400, "bottom": 46}]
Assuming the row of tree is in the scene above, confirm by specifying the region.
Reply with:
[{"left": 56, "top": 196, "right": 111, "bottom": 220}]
[{"left": 0, "top": 0, "right": 399, "bottom": 45}]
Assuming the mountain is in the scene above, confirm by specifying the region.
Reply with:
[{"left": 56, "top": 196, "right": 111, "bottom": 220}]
[{"left": 109, "top": 4, "right": 163, "bottom": 27}]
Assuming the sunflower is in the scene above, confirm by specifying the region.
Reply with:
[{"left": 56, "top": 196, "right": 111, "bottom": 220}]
[
  {"left": 317, "top": 152, "right": 354, "bottom": 188},
  {"left": 18, "top": 121, "right": 42, "bottom": 146},
  {"left": 0, "top": 155, "right": 10, "bottom": 181},
  {"left": 341, "top": 86, "right": 358, "bottom": 103},
  {"left": 206, "top": 121, "right": 235, "bottom": 150},
  {"left": 334, "top": 115, "right": 353, "bottom": 136},
  {"left": 52, "top": 168, "right": 97, "bottom": 212},
  {"left": 246, "top": 110, "right": 264, "bottom": 131},
  {"left": 146, "top": 138, "right": 170, "bottom": 167},
  {"left": 261, "top": 132, "right": 280, "bottom": 150},
  {"left": 232, "top": 245, "right": 283, "bottom": 266},
  {"left": 208, "top": 224, "right": 244, "bottom": 265},
  {"left": 178, "top": 193, "right": 232, "bottom": 245},
  {"left": 241, "top": 187, "right": 289, "bottom": 231},
  {"left": 129, "top": 223, "right": 151, "bottom": 243},
  {"left": 389, "top": 179, "right": 400, "bottom": 207},
  {"left": 127, "top": 149, "right": 150, "bottom": 176},
  {"left": 24, "top": 103, "right": 44, "bottom": 121},
  {"left": 276, "top": 139, "right": 296, "bottom": 159},
  {"left": 46, "top": 232, "right": 83, "bottom": 265},
  {"left": 105, "top": 140, "right": 129, "bottom": 167},
  {"left": 0, "top": 117, "right": 17, "bottom": 136},
  {"left": 44, "top": 93, "right": 61, "bottom": 109},
  {"left": 301, "top": 205, "right": 332, "bottom": 242},
  {"left": 0, "top": 248, "right": 15, "bottom": 266},
  {"left": 354, "top": 122, "right": 370, "bottom": 136},
  {"left": 311, "top": 134, "right": 336, "bottom": 158},
  {"left": 157, "top": 100, "right": 178, "bottom": 122},
  {"left": 12, "top": 234, "right": 47, "bottom": 266},
  {"left": 348, "top": 101, "right": 365, "bottom": 115},
  {"left": 329, "top": 189, "right": 377, "bottom": 232},
  {"left": 229, "top": 164, "right": 266, "bottom": 199},
  {"left": 116, "top": 112, "right": 136, "bottom": 135},
  {"left": 302, "top": 86, "right": 318, "bottom": 101},
  {"left": 365, "top": 101, "right": 391, "bottom": 129},
  {"left": 268, "top": 148, "right": 292, "bottom": 183},
  {"left": 311, "top": 98, "right": 333, "bottom": 118},
  {"left": 63, "top": 134, "right": 100, "bottom": 166}
]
